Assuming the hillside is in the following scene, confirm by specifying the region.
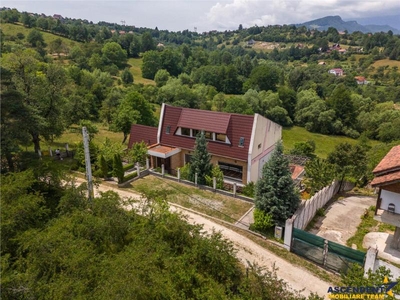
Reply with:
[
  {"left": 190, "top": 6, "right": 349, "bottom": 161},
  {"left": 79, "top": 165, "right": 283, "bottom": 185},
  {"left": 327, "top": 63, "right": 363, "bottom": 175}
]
[{"left": 295, "top": 15, "right": 400, "bottom": 34}]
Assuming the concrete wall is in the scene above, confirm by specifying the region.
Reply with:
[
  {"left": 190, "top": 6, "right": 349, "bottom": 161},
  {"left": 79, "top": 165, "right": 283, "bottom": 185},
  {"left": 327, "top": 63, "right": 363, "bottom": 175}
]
[
  {"left": 380, "top": 189, "right": 400, "bottom": 213},
  {"left": 249, "top": 115, "right": 282, "bottom": 183}
]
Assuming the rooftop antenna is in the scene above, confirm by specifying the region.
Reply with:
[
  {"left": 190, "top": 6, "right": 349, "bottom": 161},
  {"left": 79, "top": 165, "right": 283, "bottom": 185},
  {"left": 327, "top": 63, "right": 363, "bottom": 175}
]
[
  {"left": 194, "top": 27, "right": 197, "bottom": 32},
  {"left": 121, "top": 20, "right": 126, "bottom": 26}
]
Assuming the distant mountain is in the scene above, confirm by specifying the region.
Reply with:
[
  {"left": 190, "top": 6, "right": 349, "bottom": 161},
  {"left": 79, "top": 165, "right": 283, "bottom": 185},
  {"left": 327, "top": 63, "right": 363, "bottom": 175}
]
[
  {"left": 295, "top": 15, "right": 400, "bottom": 34},
  {"left": 350, "top": 15, "right": 400, "bottom": 31}
]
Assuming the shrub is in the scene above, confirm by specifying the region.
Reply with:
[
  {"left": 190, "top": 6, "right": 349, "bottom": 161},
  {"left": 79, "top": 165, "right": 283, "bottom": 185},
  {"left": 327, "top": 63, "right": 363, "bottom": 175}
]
[
  {"left": 123, "top": 171, "right": 138, "bottom": 182},
  {"left": 241, "top": 182, "right": 255, "bottom": 198},
  {"left": 179, "top": 163, "right": 190, "bottom": 180},
  {"left": 251, "top": 209, "right": 274, "bottom": 233},
  {"left": 112, "top": 154, "right": 124, "bottom": 184},
  {"left": 205, "top": 165, "right": 224, "bottom": 189},
  {"left": 123, "top": 163, "right": 135, "bottom": 172}
]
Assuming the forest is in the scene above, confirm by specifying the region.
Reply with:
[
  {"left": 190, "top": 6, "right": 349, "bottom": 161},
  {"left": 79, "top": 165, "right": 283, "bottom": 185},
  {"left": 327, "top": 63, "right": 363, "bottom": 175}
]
[{"left": 1, "top": 7, "right": 400, "bottom": 298}]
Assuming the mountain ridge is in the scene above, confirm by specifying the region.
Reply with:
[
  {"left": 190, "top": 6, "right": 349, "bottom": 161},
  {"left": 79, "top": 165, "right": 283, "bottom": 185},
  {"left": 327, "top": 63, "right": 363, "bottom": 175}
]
[{"left": 295, "top": 15, "right": 399, "bottom": 34}]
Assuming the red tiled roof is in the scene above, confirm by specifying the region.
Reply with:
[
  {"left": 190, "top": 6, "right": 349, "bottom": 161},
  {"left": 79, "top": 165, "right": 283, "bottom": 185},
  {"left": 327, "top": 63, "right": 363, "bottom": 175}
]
[
  {"left": 160, "top": 105, "right": 254, "bottom": 161},
  {"left": 128, "top": 124, "right": 158, "bottom": 148},
  {"left": 373, "top": 145, "right": 400, "bottom": 174},
  {"left": 290, "top": 165, "right": 304, "bottom": 180},
  {"left": 371, "top": 170, "right": 400, "bottom": 187},
  {"left": 177, "top": 109, "right": 231, "bottom": 134}
]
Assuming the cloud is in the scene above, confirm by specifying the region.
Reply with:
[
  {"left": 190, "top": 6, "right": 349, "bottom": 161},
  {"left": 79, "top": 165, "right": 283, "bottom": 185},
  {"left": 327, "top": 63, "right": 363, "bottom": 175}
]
[{"left": 204, "top": 0, "right": 400, "bottom": 31}]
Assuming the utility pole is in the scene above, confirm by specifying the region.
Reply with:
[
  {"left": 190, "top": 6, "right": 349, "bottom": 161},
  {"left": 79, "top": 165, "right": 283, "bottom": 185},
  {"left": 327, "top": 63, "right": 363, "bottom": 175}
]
[{"left": 82, "top": 126, "right": 94, "bottom": 203}]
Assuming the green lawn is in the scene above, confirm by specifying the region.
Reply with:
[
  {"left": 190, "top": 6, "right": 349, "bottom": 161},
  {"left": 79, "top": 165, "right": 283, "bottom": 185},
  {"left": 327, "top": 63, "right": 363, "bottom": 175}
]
[
  {"left": 282, "top": 126, "right": 381, "bottom": 158},
  {"left": 127, "top": 58, "right": 155, "bottom": 85},
  {"left": 128, "top": 175, "right": 253, "bottom": 223},
  {"left": 1, "top": 23, "right": 79, "bottom": 49}
]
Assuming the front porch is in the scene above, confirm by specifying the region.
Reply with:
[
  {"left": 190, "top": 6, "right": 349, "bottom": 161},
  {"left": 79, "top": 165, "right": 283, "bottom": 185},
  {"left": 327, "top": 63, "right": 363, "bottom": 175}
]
[{"left": 147, "top": 144, "right": 181, "bottom": 175}]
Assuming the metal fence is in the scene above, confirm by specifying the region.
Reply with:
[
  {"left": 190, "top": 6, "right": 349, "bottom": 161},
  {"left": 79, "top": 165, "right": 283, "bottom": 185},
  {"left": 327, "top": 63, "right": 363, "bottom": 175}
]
[{"left": 292, "top": 228, "right": 366, "bottom": 274}]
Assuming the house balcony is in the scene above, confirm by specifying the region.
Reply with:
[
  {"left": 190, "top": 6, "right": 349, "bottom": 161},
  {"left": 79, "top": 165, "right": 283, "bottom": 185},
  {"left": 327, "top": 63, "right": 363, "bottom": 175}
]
[{"left": 374, "top": 209, "right": 400, "bottom": 228}]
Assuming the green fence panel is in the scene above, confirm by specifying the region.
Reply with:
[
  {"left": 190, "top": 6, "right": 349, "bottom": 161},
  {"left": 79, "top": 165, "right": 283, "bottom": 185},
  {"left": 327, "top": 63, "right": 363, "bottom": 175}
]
[
  {"left": 293, "top": 228, "right": 325, "bottom": 248},
  {"left": 292, "top": 239, "right": 325, "bottom": 265},
  {"left": 327, "top": 241, "right": 366, "bottom": 264}
]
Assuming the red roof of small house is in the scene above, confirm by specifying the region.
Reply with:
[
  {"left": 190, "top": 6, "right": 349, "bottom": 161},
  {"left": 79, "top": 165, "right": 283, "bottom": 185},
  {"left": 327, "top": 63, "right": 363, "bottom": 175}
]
[
  {"left": 160, "top": 105, "right": 254, "bottom": 161},
  {"left": 128, "top": 124, "right": 158, "bottom": 148},
  {"left": 371, "top": 170, "right": 400, "bottom": 187},
  {"left": 290, "top": 164, "right": 305, "bottom": 180},
  {"left": 373, "top": 145, "right": 400, "bottom": 175},
  {"left": 354, "top": 76, "right": 366, "bottom": 81}
]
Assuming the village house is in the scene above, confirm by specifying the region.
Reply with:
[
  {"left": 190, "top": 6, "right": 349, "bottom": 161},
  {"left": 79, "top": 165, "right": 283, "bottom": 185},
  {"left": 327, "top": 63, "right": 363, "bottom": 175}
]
[
  {"left": 354, "top": 76, "right": 368, "bottom": 85},
  {"left": 128, "top": 104, "right": 282, "bottom": 185},
  {"left": 372, "top": 145, "right": 400, "bottom": 249},
  {"left": 328, "top": 68, "right": 344, "bottom": 76}
]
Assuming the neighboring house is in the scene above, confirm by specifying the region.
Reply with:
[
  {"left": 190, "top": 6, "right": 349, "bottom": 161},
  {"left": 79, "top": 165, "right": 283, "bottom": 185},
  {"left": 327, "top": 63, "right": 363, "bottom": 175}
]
[
  {"left": 328, "top": 68, "right": 344, "bottom": 76},
  {"left": 128, "top": 103, "right": 282, "bottom": 185},
  {"left": 372, "top": 145, "right": 400, "bottom": 249},
  {"left": 53, "top": 14, "right": 63, "bottom": 20},
  {"left": 354, "top": 76, "right": 368, "bottom": 85}
]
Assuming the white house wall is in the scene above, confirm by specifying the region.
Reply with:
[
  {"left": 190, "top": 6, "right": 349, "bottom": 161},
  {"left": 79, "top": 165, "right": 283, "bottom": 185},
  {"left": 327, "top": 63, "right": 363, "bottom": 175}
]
[
  {"left": 381, "top": 189, "right": 400, "bottom": 213},
  {"left": 249, "top": 115, "right": 282, "bottom": 182}
]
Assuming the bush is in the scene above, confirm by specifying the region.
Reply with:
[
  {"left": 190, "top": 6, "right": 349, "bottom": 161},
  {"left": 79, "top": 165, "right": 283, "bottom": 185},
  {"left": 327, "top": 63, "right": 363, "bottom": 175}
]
[
  {"left": 251, "top": 209, "right": 274, "bottom": 233},
  {"left": 205, "top": 165, "right": 224, "bottom": 189},
  {"left": 123, "top": 163, "right": 135, "bottom": 172},
  {"left": 241, "top": 182, "right": 255, "bottom": 197},
  {"left": 179, "top": 163, "right": 190, "bottom": 180},
  {"left": 123, "top": 171, "right": 138, "bottom": 182},
  {"left": 113, "top": 154, "right": 124, "bottom": 184}
]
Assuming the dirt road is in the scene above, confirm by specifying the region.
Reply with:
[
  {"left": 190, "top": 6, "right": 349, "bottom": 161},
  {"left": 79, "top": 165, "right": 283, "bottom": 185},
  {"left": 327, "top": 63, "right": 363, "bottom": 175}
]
[{"left": 73, "top": 178, "right": 331, "bottom": 298}]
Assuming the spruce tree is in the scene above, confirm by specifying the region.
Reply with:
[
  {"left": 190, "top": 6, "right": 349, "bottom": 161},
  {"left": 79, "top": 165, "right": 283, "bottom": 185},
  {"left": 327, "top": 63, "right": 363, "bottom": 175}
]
[
  {"left": 113, "top": 154, "right": 124, "bottom": 184},
  {"left": 254, "top": 141, "right": 300, "bottom": 225},
  {"left": 189, "top": 131, "right": 212, "bottom": 185}
]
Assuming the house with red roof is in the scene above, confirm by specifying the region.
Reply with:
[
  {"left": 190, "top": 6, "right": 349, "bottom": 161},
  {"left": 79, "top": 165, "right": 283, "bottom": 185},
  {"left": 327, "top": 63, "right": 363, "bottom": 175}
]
[
  {"left": 128, "top": 103, "right": 282, "bottom": 184},
  {"left": 328, "top": 68, "right": 344, "bottom": 76},
  {"left": 372, "top": 145, "right": 400, "bottom": 248}
]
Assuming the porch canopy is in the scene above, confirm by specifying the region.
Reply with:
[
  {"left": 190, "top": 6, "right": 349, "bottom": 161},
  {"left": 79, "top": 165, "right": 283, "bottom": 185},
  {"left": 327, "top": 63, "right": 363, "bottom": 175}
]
[{"left": 147, "top": 144, "right": 181, "bottom": 159}]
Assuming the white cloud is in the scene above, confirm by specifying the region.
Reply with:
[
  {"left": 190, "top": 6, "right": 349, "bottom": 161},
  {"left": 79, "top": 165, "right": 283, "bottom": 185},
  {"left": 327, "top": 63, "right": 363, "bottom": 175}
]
[{"left": 204, "top": 0, "right": 400, "bottom": 31}]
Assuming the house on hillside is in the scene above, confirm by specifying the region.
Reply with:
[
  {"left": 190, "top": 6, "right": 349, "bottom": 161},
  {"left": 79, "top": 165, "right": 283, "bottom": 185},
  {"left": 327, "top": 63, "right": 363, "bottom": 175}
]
[
  {"left": 128, "top": 104, "right": 282, "bottom": 185},
  {"left": 372, "top": 145, "right": 400, "bottom": 249},
  {"left": 354, "top": 76, "right": 368, "bottom": 85},
  {"left": 328, "top": 68, "right": 344, "bottom": 76},
  {"left": 53, "top": 14, "right": 63, "bottom": 20},
  {"left": 247, "top": 39, "right": 255, "bottom": 46}
]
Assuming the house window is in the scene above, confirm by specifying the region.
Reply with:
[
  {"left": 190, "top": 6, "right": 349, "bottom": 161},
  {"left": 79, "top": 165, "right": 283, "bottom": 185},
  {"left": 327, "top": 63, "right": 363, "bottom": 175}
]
[
  {"left": 216, "top": 133, "right": 226, "bottom": 142},
  {"left": 181, "top": 127, "right": 190, "bottom": 136},
  {"left": 239, "top": 137, "right": 245, "bottom": 147},
  {"left": 218, "top": 162, "right": 243, "bottom": 180},
  {"left": 192, "top": 129, "right": 200, "bottom": 137},
  {"left": 185, "top": 154, "right": 192, "bottom": 164},
  {"left": 204, "top": 131, "right": 213, "bottom": 140},
  {"left": 166, "top": 125, "right": 171, "bottom": 134}
]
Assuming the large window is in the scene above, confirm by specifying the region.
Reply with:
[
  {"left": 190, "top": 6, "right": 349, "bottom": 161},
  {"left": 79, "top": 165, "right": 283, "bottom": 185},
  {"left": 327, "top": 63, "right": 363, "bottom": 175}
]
[
  {"left": 218, "top": 162, "right": 243, "bottom": 180},
  {"left": 185, "top": 154, "right": 192, "bottom": 164},
  {"left": 192, "top": 129, "right": 200, "bottom": 137},
  {"left": 204, "top": 131, "right": 213, "bottom": 140},
  {"left": 216, "top": 133, "right": 226, "bottom": 142},
  {"left": 181, "top": 127, "right": 190, "bottom": 136}
]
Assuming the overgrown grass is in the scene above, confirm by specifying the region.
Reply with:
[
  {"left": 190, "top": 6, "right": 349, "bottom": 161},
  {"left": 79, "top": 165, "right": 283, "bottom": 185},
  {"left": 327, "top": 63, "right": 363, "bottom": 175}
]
[
  {"left": 346, "top": 206, "right": 395, "bottom": 251},
  {"left": 127, "top": 58, "right": 155, "bottom": 85},
  {"left": 1, "top": 23, "right": 79, "bottom": 49},
  {"left": 282, "top": 126, "right": 381, "bottom": 158},
  {"left": 128, "top": 175, "right": 253, "bottom": 223},
  {"left": 372, "top": 59, "right": 400, "bottom": 69}
]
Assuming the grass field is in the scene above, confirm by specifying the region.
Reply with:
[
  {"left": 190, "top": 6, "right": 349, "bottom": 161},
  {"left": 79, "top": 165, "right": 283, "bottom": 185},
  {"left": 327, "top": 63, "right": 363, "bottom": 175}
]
[
  {"left": 372, "top": 59, "right": 400, "bottom": 69},
  {"left": 128, "top": 175, "right": 253, "bottom": 223},
  {"left": 1, "top": 23, "right": 79, "bottom": 49},
  {"left": 127, "top": 58, "right": 156, "bottom": 85},
  {"left": 282, "top": 126, "right": 381, "bottom": 158}
]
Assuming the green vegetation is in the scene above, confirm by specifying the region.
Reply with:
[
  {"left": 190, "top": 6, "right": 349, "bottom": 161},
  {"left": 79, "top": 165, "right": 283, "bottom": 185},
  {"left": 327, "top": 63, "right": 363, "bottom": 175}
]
[
  {"left": 130, "top": 175, "right": 253, "bottom": 223},
  {"left": 346, "top": 206, "right": 395, "bottom": 250},
  {"left": 255, "top": 142, "right": 300, "bottom": 226},
  {"left": 127, "top": 58, "right": 155, "bottom": 85}
]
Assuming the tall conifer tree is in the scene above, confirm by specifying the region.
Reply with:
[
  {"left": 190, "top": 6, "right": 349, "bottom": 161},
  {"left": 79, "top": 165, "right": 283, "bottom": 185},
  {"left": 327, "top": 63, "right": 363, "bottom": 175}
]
[
  {"left": 189, "top": 131, "right": 212, "bottom": 185},
  {"left": 254, "top": 141, "right": 300, "bottom": 225}
]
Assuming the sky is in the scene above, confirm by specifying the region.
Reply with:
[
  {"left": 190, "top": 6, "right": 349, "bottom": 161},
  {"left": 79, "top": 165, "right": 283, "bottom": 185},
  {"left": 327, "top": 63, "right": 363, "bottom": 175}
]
[{"left": 2, "top": 0, "right": 400, "bottom": 32}]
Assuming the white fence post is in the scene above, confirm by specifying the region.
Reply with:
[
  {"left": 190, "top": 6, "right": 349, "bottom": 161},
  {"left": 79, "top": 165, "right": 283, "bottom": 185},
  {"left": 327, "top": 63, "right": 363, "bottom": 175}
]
[
  {"left": 233, "top": 183, "right": 237, "bottom": 197},
  {"left": 195, "top": 173, "right": 198, "bottom": 186},
  {"left": 213, "top": 177, "right": 216, "bottom": 190},
  {"left": 364, "top": 247, "right": 378, "bottom": 277},
  {"left": 161, "top": 164, "right": 165, "bottom": 177},
  {"left": 177, "top": 168, "right": 181, "bottom": 182},
  {"left": 284, "top": 218, "right": 294, "bottom": 251},
  {"left": 146, "top": 158, "right": 150, "bottom": 170},
  {"left": 136, "top": 163, "right": 140, "bottom": 177}
]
